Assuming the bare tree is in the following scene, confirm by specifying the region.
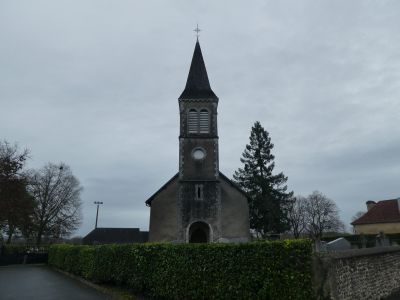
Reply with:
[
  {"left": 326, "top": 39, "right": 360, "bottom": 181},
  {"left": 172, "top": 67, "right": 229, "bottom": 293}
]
[
  {"left": 304, "top": 191, "right": 344, "bottom": 240},
  {"left": 351, "top": 211, "right": 366, "bottom": 233},
  {"left": 28, "top": 163, "right": 82, "bottom": 245},
  {"left": 351, "top": 211, "right": 365, "bottom": 222},
  {"left": 0, "top": 141, "right": 33, "bottom": 243},
  {"left": 287, "top": 195, "right": 307, "bottom": 238}
]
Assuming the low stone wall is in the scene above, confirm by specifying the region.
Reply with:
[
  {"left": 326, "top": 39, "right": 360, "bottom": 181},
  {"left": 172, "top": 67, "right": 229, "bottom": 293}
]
[
  {"left": 0, "top": 253, "right": 48, "bottom": 266},
  {"left": 314, "top": 246, "right": 400, "bottom": 300}
]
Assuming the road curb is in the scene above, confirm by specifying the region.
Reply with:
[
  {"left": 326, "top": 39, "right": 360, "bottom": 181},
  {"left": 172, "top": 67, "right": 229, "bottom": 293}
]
[
  {"left": 50, "top": 266, "right": 125, "bottom": 299},
  {"left": 0, "top": 263, "right": 46, "bottom": 268}
]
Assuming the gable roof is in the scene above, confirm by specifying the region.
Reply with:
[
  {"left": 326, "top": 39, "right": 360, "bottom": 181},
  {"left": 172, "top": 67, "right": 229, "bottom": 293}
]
[
  {"left": 178, "top": 41, "right": 218, "bottom": 100},
  {"left": 82, "top": 228, "right": 148, "bottom": 245},
  {"left": 218, "top": 171, "right": 249, "bottom": 199},
  {"left": 145, "top": 173, "right": 179, "bottom": 206},
  {"left": 144, "top": 172, "right": 248, "bottom": 206},
  {"left": 351, "top": 199, "right": 400, "bottom": 225}
]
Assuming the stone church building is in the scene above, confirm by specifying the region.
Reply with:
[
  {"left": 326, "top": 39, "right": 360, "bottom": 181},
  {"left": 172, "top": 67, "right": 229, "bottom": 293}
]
[{"left": 145, "top": 41, "right": 250, "bottom": 243}]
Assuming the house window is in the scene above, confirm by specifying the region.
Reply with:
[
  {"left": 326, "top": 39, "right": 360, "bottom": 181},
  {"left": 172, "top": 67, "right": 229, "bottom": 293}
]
[
  {"left": 199, "top": 109, "right": 209, "bottom": 133},
  {"left": 195, "top": 184, "right": 203, "bottom": 200},
  {"left": 188, "top": 109, "right": 198, "bottom": 134}
]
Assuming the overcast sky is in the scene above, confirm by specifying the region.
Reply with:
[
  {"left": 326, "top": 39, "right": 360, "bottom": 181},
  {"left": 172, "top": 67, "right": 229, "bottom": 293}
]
[{"left": 1, "top": 1, "right": 399, "bottom": 236}]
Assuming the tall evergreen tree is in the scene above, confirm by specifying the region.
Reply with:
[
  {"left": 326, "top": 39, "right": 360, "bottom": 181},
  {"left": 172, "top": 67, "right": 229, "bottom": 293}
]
[{"left": 233, "top": 121, "right": 293, "bottom": 237}]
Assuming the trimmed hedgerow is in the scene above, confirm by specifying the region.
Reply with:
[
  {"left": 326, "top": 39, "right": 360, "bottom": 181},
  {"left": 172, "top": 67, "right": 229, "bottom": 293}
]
[{"left": 48, "top": 240, "right": 313, "bottom": 300}]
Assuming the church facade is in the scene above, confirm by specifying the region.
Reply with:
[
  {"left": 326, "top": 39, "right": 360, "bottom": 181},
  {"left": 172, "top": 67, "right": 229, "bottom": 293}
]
[{"left": 145, "top": 41, "right": 250, "bottom": 243}]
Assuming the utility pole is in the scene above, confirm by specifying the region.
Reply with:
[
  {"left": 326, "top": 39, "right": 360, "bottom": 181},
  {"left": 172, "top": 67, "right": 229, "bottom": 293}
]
[{"left": 94, "top": 201, "right": 103, "bottom": 228}]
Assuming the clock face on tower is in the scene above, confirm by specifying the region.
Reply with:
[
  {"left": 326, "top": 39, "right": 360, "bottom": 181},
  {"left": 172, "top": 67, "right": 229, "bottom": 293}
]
[{"left": 192, "top": 148, "right": 205, "bottom": 160}]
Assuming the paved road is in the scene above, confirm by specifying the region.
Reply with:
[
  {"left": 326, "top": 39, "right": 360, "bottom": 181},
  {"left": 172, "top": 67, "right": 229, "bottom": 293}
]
[
  {"left": 0, "top": 265, "right": 109, "bottom": 300},
  {"left": 385, "top": 291, "right": 400, "bottom": 300}
]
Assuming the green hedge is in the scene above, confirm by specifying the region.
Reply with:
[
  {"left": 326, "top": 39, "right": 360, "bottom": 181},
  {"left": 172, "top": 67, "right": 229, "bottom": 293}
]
[{"left": 49, "top": 240, "right": 313, "bottom": 300}]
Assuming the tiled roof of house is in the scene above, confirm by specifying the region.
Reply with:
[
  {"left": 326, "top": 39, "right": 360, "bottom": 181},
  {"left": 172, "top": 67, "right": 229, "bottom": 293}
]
[{"left": 351, "top": 199, "right": 400, "bottom": 225}]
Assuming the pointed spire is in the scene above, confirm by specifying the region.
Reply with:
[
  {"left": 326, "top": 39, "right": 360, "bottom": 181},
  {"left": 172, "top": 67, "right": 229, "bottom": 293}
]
[{"left": 179, "top": 41, "right": 218, "bottom": 100}]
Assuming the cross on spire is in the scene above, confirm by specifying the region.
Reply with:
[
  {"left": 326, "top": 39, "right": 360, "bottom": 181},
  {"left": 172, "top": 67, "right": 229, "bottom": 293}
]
[{"left": 194, "top": 24, "right": 201, "bottom": 40}]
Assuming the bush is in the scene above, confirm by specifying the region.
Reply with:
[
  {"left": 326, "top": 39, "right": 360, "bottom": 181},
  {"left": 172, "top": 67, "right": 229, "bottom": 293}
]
[
  {"left": 1, "top": 245, "right": 28, "bottom": 255},
  {"left": 49, "top": 240, "right": 313, "bottom": 300}
]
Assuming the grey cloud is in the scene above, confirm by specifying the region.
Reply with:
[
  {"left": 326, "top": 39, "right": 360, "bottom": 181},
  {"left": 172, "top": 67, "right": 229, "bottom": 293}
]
[{"left": 1, "top": 0, "right": 399, "bottom": 236}]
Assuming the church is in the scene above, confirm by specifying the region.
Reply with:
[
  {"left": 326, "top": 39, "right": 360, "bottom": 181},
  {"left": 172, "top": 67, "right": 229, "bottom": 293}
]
[{"left": 145, "top": 40, "right": 250, "bottom": 243}]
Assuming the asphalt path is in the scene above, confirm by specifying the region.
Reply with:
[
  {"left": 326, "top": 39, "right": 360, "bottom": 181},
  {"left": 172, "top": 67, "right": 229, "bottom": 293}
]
[
  {"left": 0, "top": 265, "right": 108, "bottom": 300},
  {"left": 385, "top": 291, "right": 400, "bottom": 300}
]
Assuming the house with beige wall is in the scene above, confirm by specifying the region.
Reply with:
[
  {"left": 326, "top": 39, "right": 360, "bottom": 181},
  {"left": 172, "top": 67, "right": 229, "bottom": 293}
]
[{"left": 352, "top": 198, "right": 400, "bottom": 234}]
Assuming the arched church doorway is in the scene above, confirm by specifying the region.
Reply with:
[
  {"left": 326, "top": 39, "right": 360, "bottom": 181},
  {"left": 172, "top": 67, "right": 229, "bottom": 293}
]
[{"left": 188, "top": 221, "right": 210, "bottom": 243}]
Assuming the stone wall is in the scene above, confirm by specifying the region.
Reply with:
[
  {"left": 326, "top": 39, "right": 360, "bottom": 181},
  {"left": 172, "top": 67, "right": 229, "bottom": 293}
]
[
  {"left": 219, "top": 177, "right": 250, "bottom": 242},
  {"left": 314, "top": 246, "right": 400, "bottom": 299},
  {"left": 148, "top": 176, "right": 179, "bottom": 242}
]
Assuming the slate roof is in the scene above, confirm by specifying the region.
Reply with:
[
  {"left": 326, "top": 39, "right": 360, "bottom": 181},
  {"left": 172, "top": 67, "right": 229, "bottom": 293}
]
[
  {"left": 82, "top": 228, "right": 148, "bottom": 245},
  {"left": 178, "top": 41, "right": 218, "bottom": 100},
  {"left": 145, "top": 172, "right": 248, "bottom": 206},
  {"left": 351, "top": 199, "right": 400, "bottom": 225}
]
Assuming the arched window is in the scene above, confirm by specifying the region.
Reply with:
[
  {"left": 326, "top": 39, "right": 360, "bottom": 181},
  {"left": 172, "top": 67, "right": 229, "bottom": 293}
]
[
  {"left": 199, "top": 109, "right": 209, "bottom": 133},
  {"left": 188, "top": 221, "right": 210, "bottom": 243},
  {"left": 188, "top": 109, "right": 198, "bottom": 134}
]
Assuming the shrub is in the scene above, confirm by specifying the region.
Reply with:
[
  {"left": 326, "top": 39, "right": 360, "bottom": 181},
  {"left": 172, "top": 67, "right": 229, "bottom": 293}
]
[
  {"left": 1, "top": 245, "right": 28, "bottom": 255},
  {"left": 49, "top": 239, "right": 313, "bottom": 300}
]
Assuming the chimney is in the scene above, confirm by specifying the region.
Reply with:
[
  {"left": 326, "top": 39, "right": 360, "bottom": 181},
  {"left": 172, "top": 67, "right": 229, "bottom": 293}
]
[{"left": 366, "top": 200, "right": 376, "bottom": 211}]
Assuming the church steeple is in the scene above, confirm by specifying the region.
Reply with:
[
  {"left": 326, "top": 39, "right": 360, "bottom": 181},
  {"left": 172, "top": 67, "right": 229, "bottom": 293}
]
[
  {"left": 179, "top": 41, "right": 218, "bottom": 100},
  {"left": 145, "top": 37, "right": 250, "bottom": 244}
]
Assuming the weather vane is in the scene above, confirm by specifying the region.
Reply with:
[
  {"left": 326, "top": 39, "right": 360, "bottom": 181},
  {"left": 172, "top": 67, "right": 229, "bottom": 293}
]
[{"left": 194, "top": 24, "right": 201, "bottom": 40}]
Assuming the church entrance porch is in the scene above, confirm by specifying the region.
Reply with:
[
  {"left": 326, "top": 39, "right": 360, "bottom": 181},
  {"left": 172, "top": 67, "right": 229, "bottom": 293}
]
[{"left": 188, "top": 221, "right": 210, "bottom": 243}]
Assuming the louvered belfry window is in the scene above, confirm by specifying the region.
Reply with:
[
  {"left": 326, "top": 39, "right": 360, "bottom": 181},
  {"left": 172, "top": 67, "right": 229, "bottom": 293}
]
[
  {"left": 199, "top": 109, "right": 209, "bottom": 133},
  {"left": 188, "top": 108, "right": 209, "bottom": 134},
  {"left": 188, "top": 109, "right": 198, "bottom": 133}
]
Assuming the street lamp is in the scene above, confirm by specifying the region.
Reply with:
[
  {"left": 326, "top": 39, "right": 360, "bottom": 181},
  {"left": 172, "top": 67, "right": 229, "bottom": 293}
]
[{"left": 94, "top": 201, "right": 103, "bottom": 229}]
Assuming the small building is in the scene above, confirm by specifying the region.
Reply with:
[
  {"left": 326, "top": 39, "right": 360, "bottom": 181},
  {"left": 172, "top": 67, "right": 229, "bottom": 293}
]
[
  {"left": 352, "top": 198, "right": 400, "bottom": 234},
  {"left": 82, "top": 228, "right": 148, "bottom": 245}
]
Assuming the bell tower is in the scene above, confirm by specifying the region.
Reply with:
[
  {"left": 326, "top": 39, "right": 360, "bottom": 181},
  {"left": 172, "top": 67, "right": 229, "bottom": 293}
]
[
  {"left": 145, "top": 37, "right": 250, "bottom": 244},
  {"left": 177, "top": 41, "right": 221, "bottom": 242}
]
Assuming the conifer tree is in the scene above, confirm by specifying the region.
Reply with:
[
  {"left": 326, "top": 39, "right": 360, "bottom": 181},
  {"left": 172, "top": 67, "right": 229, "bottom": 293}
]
[{"left": 233, "top": 121, "right": 293, "bottom": 237}]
